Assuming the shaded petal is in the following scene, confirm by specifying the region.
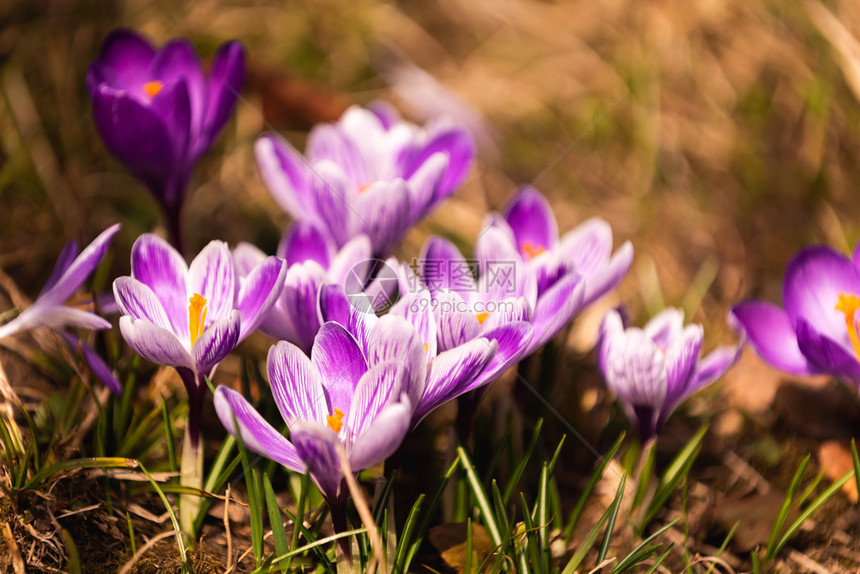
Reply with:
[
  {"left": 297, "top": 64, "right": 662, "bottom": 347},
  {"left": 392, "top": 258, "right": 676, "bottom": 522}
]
[
  {"left": 318, "top": 284, "right": 351, "bottom": 327},
  {"left": 87, "top": 29, "right": 156, "bottom": 93},
  {"left": 215, "top": 386, "right": 305, "bottom": 472},
  {"left": 118, "top": 315, "right": 193, "bottom": 370},
  {"left": 346, "top": 361, "right": 405, "bottom": 439},
  {"left": 328, "top": 235, "right": 373, "bottom": 285},
  {"left": 730, "top": 301, "right": 811, "bottom": 374},
  {"left": 255, "top": 134, "right": 313, "bottom": 221},
  {"left": 405, "top": 125, "right": 475, "bottom": 197},
  {"left": 434, "top": 290, "right": 482, "bottom": 351},
  {"left": 278, "top": 221, "right": 334, "bottom": 268},
  {"left": 131, "top": 233, "right": 188, "bottom": 335},
  {"left": 290, "top": 421, "right": 343, "bottom": 501},
  {"left": 188, "top": 240, "right": 236, "bottom": 323},
  {"left": 783, "top": 245, "right": 860, "bottom": 341},
  {"left": 349, "top": 397, "right": 411, "bottom": 471},
  {"left": 236, "top": 256, "right": 286, "bottom": 340},
  {"left": 502, "top": 188, "right": 558, "bottom": 254},
  {"left": 352, "top": 179, "right": 411, "bottom": 255},
  {"left": 421, "top": 236, "right": 473, "bottom": 296},
  {"left": 202, "top": 40, "right": 245, "bottom": 155},
  {"left": 309, "top": 160, "right": 354, "bottom": 246},
  {"left": 60, "top": 333, "right": 122, "bottom": 395},
  {"left": 468, "top": 322, "right": 533, "bottom": 389},
  {"left": 415, "top": 338, "right": 496, "bottom": 423},
  {"left": 795, "top": 318, "right": 860, "bottom": 382},
  {"left": 41, "top": 224, "right": 121, "bottom": 306},
  {"left": 580, "top": 241, "right": 634, "bottom": 307},
  {"left": 690, "top": 344, "right": 741, "bottom": 392},
  {"left": 406, "top": 152, "right": 447, "bottom": 222},
  {"left": 150, "top": 39, "right": 205, "bottom": 141},
  {"left": 312, "top": 322, "right": 368, "bottom": 416},
  {"left": 557, "top": 217, "right": 614, "bottom": 280},
  {"left": 528, "top": 272, "right": 584, "bottom": 350},
  {"left": 307, "top": 123, "right": 370, "bottom": 187},
  {"left": 282, "top": 261, "right": 327, "bottom": 354},
  {"left": 365, "top": 315, "right": 426, "bottom": 395},
  {"left": 267, "top": 341, "right": 328, "bottom": 425},
  {"left": 113, "top": 277, "right": 175, "bottom": 334},
  {"left": 39, "top": 240, "right": 79, "bottom": 297},
  {"left": 663, "top": 324, "right": 704, "bottom": 407},
  {"left": 191, "top": 311, "right": 241, "bottom": 375}
]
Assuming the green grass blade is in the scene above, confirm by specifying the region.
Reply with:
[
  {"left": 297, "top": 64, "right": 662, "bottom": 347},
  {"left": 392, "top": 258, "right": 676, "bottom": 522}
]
[
  {"left": 564, "top": 432, "right": 625, "bottom": 541},
  {"left": 645, "top": 543, "right": 674, "bottom": 574},
  {"left": 393, "top": 494, "right": 424, "bottom": 574},
  {"left": 520, "top": 493, "right": 543, "bottom": 574},
  {"left": 284, "top": 470, "right": 311, "bottom": 573},
  {"left": 61, "top": 529, "right": 82, "bottom": 574},
  {"left": 533, "top": 462, "right": 550, "bottom": 570},
  {"left": 458, "top": 444, "right": 502, "bottom": 548},
  {"left": 852, "top": 439, "right": 860, "bottom": 516},
  {"left": 631, "top": 442, "right": 656, "bottom": 510},
  {"left": 491, "top": 480, "right": 510, "bottom": 544},
  {"left": 502, "top": 419, "right": 543, "bottom": 505},
  {"left": 373, "top": 469, "right": 398, "bottom": 527},
  {"left": 269, "top": 528, "right": 367, "bottom": 565},
  {"left": 233, "top": 413, "right": 264, "bottom": 566},
  {"left": 547, "top": 434, "right": 566, "bottom": 476},
  {"left": 642, "top": 425, "right": 707, "bottom": 527},
  {"left": 773, "top": 469, "right": 854, "bottom": 557},
  {"left": 263, "top": 472, "right": 290, "bottom": 572},
  {"left": 596, "top": 474, "right": 627, "bottom": 565},
  {"left": 561, "top": 502, "right": 611, "bottom": 574},
  {"left": 138, "top": 461, "right": 187, "bottom": 568},
  {"left": 160, "top": 398, "right": 178, "bottom": 475},
  {"left": 610, "top": 519, "right": 677, "bottom": 573},
  {"left": 465, "top": 517, "right": 473, "bottom": 574},
  {"left": 765, "top": 453, "right": 810, "bottom": 560},
  {"left": 705, "top": 521, "right": 738, "bottom": 574},
  {"left": 23, "top": 457, "right": 137, "bottom": 490}
]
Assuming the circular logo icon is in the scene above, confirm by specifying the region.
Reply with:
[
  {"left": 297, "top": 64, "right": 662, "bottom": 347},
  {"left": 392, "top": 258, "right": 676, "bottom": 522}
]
[{"left": 343, "top": 258, "right": 399, "bottom": 314}]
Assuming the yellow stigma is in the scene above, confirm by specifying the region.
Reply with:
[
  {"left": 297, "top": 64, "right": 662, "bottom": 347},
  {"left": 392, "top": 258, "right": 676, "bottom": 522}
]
[
  {"left": 475, "top": 312, "right": 489, "bottom": 325},
  {"left": 327, "top": 408, "right": 345, "bottom": 433},
  {"left": 836, "top": 293, "right": 860, "bottom": 361},
  {"left": 521, "top": 241, "right": 546, "bottom": 260},
  {"left": 188, "top": 293, "right": 208, "bottom": 346},
  {"left": 143, "top": 80, "right": 164, "bottom": 99},
  {"left": 358, "top": 183, "right": 371, "bottom": 194}
]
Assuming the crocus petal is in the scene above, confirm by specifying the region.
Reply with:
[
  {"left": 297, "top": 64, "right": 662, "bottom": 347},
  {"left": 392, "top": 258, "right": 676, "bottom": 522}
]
[
  {"left": 290, "top": 421, "right": 343, "bottom": 501},
  {"left": 434, "top": 290, "right": 482, "bottom": 351},
  {"left": 388, "top": 289, "right": 438, "bottom": 358},
  {"left": 730, "top": 301, "right": 811, "bottom": 374},
  {"left": 307, "top": 123, "right": 371, "bottom": 188},
  {"left": 644, "top": 308, "right": 686, "bottom": 349},
  {"left": 191, "top": 311, "right": 241, "bottom": 376},
  {"left": 468, "top": 322, "right": 533, "bottom": 389},
  {"left": 415, "top": 338, "right": 497, "bottom": 424},
  {"left": 86, "top": 29, "right": 156, "bottom": 93},
  {"left": 328, "top": 235, "right": 373, "bottom": 285},
  {"left": 557, "top": 217, "right": 614, "bottom": 279},
  {"left": 528, "top": 272, "right": 584, "bottom": 350},
  {"left": 853, "top": 241, "right": 860, "bottom": 272},
  {"left": 232, "top": 242, "right": 267, "bottom": 279},
  {"left": 603, "top": 329, "right": 668, "bottom": 410},
  {"left": 365, "top": 315, "right": 426, "bottom": 396},
  {"left": 353, "top": 179, "right": 411, "bottom": 255},
  {"left": 282, "top": 262, "right": 328, "bottom": 354},
  {"left": 188, "top": 240, "right": 236, "bottom": 323},
  {"left": 795, "top": 318, "right": 860, "bottom": 382},
  {"left": 236, "top": 256, "right": 286, "bottom": 340},
  {"left": 502, "top": 188, "right": 559, "bottom": 254},
  {"left": 405, "top": 126, "right": 475, "bottom": 197},
  {"left": 267, "top": 341, "right": 329, "bottom": 425},
  {"left": 312, "top": 322, "right": 368, "bottom": 416},
  {"left": 150, "top": 39, "right": 205, "bottom": 139},
  {"left": 60, "top": 333, "right": 123, "bottom": 395},
  {"left": 255, "top": 134, "right": 313, "bottom": 221},
  {"left": 580, "top": 241, "right": 634, "bottom": 307},
  {"left": 215, "top": 386, "right": 305, "bottom": 472},
  {"left": 663, "top": 324, "right": 704, "bottom": 407},
  {"left": 406, "top": 152, "right": 448, "bottom": 222},
  {"left": 0, "top": 305, "right": 111, "bottom": 340},
  {"left": 346, "top": 361, "right": 405, "bottom": 439},
  {"left": 690, "top": 344, "right": 741, "bottom": 392},
  {"left": 783, "top": 245, "right": 860, "bottom": 341},
  {"left": 39, "top": 240, "right": 79, "bottom": 297},
  {"left": 279, "top": 221, "right": 334, "bottom": 268},
  {"left": 310, "top": 160, "right": 354, "bottom": 247},
  {"left": 131, "top": 233, "right": 189, "bottom": 336},
  {"left": 318, "top": 284, "right": 352, "bottom": 327},
  {"left": 118, "top": 315, "right": 194, "bottom": 371},
  {"left": 349, "top": 396, "right": 411, "bottom": 471},
  {"left": 40, "top": 224, "right": 121, "bottom": 306},
  {"left": 598, "top": 309, "right": 624, "bottom": 375},
  {"left": 421, "top": 236, "right": 473, "bottom": 296},
  {"left": 202, "top": 40, "right": 244, "bottom": 155},
  {"left": 113, "top": 277, "right": 175, "bottom": 334}
]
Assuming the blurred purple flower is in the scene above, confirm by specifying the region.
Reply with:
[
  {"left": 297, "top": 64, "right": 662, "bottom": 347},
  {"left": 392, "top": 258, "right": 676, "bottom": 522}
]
[
  {"left": 419, "top": 234, "right": 577, "bottom": 356},
  {"left": 87, "top": 29, "right": 244, "bottom": 249},
  {"left": 215, "top": 335, "right": 411, "bottom": 519},
  {"left": 59, "top": 332, "right": 123, "bottom": 395},
  {"left": 598, "top": 308, "right": 739, "bottom": 441},
  {"left": 482, "top": 187, "right": 633, "bottom": 307},
  {"left": 731, "top": 243, "right": 860, "bottom": 386},
  {"left": 0, "top": 224, "right": 120, "bottom": 340},
  {"left": 113, "top": 233, "right": 285, "bottom": 445},
  {"left": 233, "top": 222, "right": 373, "bottom": 354},
  {"left": 255, "top": 105, "right": 475, "bottom": 255}
]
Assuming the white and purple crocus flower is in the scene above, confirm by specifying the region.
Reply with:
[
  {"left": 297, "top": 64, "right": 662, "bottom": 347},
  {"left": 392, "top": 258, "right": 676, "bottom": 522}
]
[
  {"left": 233, "top": 221, "right": 373, "bottom": 355},
  {"left": 0, "top": 224, "right": 122, "bottom": 394},
  {"left": 598, "top": 308, "right": 739, "bottom": 441},
  {"left": 87, "top": 30, "right": 244, "bottom": 251},
  {"left": 256, "top": 105, "right": 475, "bottom": 256},
  {"left": 731, "top": 242, "right": 860, "bottom": 386}
]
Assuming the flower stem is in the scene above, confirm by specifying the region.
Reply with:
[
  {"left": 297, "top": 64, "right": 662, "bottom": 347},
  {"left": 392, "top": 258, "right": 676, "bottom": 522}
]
[
  {"left": 329, "top": 492, "right": 352, "bottom": 567},
  {"left": 179, "top": 385, "right": 204, "bottom": 538}
]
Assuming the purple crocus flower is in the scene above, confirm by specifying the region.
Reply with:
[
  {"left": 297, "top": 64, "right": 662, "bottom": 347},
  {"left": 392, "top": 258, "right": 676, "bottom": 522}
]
[
  {"left": 233, "top": 222, "right": 372, "bottom": 355},
  {"left": 419, "top": 235, "right": 581, "bottom": 356},
  {"left": 215, "top": 332, "right": 412, "bottom": 539},
  {"left": 255, "top": 105, "right": 475, "bottom": 255},
  {"left": 0, "top": 224, "right": 119, "bottom": 339},
  {"left": 0, "top": 224, "right": 122, "bottom": 393},
  {"left": 481, "top": 188, "right": 633, "bottom": 307},
  {"left": 730, "top": 243, "right": 860, "bottom": 386},
  {"left": 113, "top": 233, "right": 286, "bottom": 444},
  {"left": 87, "top": 30, "right": 244, "bottom": 251},
  {"left": 598, "top": 308, "right": 739, "bottom": 441}
]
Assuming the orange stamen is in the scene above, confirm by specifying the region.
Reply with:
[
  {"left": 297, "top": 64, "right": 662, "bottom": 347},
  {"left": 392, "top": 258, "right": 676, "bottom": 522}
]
[
  {"left": 836, "top": 293, "right": 860, "bottom": 361},
  {"left": 327, "top": 408, "right": 345, "bottom": 433},
  {"left": 521, "top": 241, "right": 546, "bottom": 260},
  {"left": 358, "top": 183, "right": 371, "bottom": 194},
  {"left": 476, "top": 312, "right": 489, "bottom": 325},
  {"left": 143, "top": 80, "right": 164, "bottom": 99},
  {"left": 188, "top": 294, "right": 208, "bottom": 346}
]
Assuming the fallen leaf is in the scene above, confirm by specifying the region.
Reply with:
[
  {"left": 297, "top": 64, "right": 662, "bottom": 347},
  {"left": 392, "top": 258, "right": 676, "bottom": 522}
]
[
  {"left": 818, "top": 441, "right": 859, "bottom": 503},
  {"left": 428, "top": 522, "right": 493, "bottom": 572}
]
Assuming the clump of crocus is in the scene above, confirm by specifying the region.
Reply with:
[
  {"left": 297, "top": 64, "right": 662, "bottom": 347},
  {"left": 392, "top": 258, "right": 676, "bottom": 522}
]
[
  {"left": 255, "top": 105, "right": 475, "bottom": 255},
  {"left": 87, "top": 30, "right": 244, "bottom": 252},
  {"left": 113, "top": 233, "right": 284, "bottom": 532},
  {"left": 0, "top": 224, "right": 122, "bottom": 394},
  {"left": 598, "top": 308, "right": 739, "bottom": 441},
  {"left": 233, "top": 221, "right": 373, "bottom": 354},
  {"left": 481, "top": 187, "right": 633, "bottom": 307},
  {"left": 731, "top": 243, "right": 860, "bottom": 385},
  {"left": 215, "top": 332, "right": 412, "bottom": 552}
]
